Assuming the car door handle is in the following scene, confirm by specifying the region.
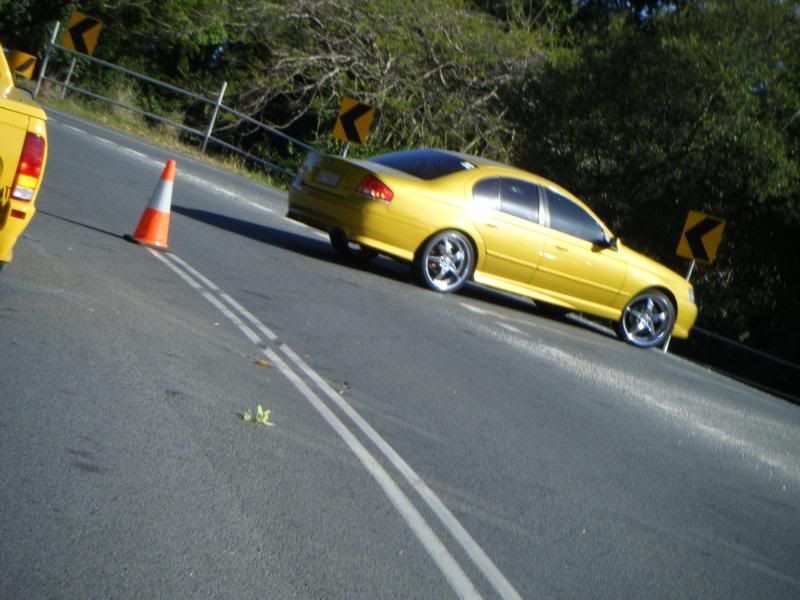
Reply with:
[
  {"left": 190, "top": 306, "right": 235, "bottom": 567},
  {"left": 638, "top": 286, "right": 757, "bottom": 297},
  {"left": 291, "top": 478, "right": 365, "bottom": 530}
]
[
  {"left": 555, "top": 244, "right": 568, "bottom": 251},
  {"left": 481, "top": 222, "right": 498, "bottom": 228}
]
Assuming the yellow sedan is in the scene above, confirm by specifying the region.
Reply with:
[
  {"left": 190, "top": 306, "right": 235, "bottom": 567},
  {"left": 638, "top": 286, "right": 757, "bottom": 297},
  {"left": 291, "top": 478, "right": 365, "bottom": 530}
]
[{"left": 288, "top": 148, "right": 697, "bottom": 348}]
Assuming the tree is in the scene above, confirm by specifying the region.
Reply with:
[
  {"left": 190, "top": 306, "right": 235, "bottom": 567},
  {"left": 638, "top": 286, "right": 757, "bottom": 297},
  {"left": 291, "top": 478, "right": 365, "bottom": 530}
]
[{"left": 511, "top": 0, "right": 800, "bottom": 362}]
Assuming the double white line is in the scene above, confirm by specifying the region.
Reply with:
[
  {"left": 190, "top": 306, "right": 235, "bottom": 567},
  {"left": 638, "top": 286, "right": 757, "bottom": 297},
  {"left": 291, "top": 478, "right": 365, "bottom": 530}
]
[{"left": 148, "top": 248, "right": 522, "bottom": 600}]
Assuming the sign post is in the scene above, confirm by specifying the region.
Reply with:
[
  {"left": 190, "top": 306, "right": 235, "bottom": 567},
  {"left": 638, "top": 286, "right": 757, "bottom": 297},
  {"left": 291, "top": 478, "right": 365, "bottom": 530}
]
[
  {"left": 60, "top": 11, "right": 104, "bottom": 99},
  {"left": 33, "top": 22, "right": 60, "bottom": 98},
  {"left": 664, "top": 210, "right": 726, "bottom": 353}
]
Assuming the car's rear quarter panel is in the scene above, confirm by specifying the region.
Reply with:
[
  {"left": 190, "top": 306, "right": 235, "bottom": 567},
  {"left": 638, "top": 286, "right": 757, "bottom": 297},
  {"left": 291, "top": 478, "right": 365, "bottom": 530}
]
[
  {"left": 0, "top": 48, "right": 48, "bottom": 263},
  {"left": 290, "top": 155, "right": 481, "bottom": 263}
]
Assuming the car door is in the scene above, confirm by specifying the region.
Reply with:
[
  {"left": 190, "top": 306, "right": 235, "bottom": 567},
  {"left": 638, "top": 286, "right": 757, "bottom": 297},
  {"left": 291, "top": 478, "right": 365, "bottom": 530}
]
[
  {"left": 532, "top": 187, "right": 627, "bottom": 308},
  {"left": 471, "top": 177, "right": 544, "bottom": 289}
]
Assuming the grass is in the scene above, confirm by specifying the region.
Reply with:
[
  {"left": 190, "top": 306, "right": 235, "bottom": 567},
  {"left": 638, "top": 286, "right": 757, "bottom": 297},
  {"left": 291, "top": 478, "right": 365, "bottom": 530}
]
[{"left": 29, "top": 82, "right": 295, "bottom": 192}]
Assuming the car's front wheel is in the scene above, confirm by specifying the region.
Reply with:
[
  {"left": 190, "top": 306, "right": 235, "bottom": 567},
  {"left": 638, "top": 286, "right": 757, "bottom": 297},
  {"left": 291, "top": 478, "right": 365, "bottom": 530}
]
[
  {"left": 615, "top": 289, "right": 675, "bottom": 348},
  {"left": 329, "top": 229, "right": 378, "bottom": 263},
  {"left": 415, "top": 230, "right": 474, "bottom": 293}
]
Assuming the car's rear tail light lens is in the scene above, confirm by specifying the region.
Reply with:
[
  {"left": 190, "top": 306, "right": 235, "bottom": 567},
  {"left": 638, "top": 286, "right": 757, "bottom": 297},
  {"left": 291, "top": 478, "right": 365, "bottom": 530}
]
[
  {"left": 11, "top": 133, "right": 45, "bottom": 201},
  {"left": 357, "top": 175, "right": 393, "bottom": 202}
]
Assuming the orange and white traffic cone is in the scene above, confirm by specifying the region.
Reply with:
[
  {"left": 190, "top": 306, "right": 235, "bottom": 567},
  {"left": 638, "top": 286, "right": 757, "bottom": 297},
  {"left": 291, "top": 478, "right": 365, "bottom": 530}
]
[{"left": 126, "top": 159, "right": 176, "bottom": 249}]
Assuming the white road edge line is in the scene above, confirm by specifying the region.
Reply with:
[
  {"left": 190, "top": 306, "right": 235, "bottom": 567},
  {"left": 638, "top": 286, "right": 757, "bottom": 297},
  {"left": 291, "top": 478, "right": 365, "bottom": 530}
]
[
  {"left": 280, "top": 344, "right": 523, "bottom": 600},
  {"left": 498, "top": 322, "right": 524, "bottom": 334},
  {"left": 92, "top": 135, "right": 117, "bottom": 146},
  {"left": 62, "top": 124, "right": 86, "bottom": 135},
  {"left": 262, "top": 348, "right": 482, "bottom": 599},
  {"left": 168, "top": 253, "right": 220, "bottom": 291},
  {"left": 148, "top": 249, "right": 485, "bottom": 599},
  {"left": 248, "top": 201, "right": 274, "bottom": 213},
  {"left": 460, "top": 302, "right": 491, "bottom": 316}
]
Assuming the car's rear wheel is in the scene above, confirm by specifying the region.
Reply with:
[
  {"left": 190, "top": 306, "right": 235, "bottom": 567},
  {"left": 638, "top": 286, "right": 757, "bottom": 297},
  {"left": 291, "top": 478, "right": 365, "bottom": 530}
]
[
  {"left": 415, "top": 230, "right": 474, "bottom": 293},
  {"left": 615, "top": 289, "right": 675, "bottom": 348},
  {"left": 329, "top": 229, "right": 377, "bottom": 263}
]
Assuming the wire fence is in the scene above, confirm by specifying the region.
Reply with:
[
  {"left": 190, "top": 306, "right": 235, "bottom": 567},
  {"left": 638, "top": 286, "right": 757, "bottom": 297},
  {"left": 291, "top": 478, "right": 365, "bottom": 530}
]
[{"left": 32, "top": 22, "right": 316, "bottom": 179}]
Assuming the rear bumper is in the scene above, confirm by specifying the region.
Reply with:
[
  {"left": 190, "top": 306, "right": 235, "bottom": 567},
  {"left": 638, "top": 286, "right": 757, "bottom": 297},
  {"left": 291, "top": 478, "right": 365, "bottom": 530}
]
[
  {"left": 288, "top": 183, "right": 370, "bottom": 236},
  {"left": 0, "top": 197, "right": 35, "bottom": 263}
]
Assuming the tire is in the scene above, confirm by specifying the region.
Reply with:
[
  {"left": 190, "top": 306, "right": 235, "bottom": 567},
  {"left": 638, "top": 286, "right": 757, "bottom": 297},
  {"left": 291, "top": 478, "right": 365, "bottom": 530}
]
[
  {"left": 415, "top": 230, "right": 474, "bottom": 293},
  {"left": 329, "top": 229, "right": 377, "bottom": 263},
  {"left": 615, "top": 289, "right": 676, "bottom": 348}
]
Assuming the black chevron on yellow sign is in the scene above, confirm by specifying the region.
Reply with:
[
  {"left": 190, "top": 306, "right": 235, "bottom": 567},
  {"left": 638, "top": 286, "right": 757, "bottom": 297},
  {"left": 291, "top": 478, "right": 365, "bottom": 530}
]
[
  {"left": 676, "top": 210, "right": 725, "bottom": 264},
  {"left": 333, "top": 97, "right": 375, "bottom": 145},
  {"left": 63, "top": 11, "right": 103, "bottom": 56},
  {"left": 8, "top": 50, "right": 36, "bottom": 79}
]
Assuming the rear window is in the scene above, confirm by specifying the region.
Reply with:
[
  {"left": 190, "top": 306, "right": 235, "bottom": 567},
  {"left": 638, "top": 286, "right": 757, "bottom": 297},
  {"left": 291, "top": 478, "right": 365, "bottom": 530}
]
[{"left": 369, "top": 149, "right": 476, "bottom": 180}]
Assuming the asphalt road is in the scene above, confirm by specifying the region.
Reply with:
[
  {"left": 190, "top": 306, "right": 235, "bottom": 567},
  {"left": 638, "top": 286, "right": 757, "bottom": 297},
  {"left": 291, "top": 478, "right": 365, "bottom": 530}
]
[{"left": 1, "top": 109, "right": 799, "bottom": 599}]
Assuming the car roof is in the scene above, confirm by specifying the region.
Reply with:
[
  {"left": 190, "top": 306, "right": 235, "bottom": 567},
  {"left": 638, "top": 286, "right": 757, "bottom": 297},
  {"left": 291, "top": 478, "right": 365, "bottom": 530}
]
[{"left": 364, "top": 147, "right": 595, "bottom": 213}]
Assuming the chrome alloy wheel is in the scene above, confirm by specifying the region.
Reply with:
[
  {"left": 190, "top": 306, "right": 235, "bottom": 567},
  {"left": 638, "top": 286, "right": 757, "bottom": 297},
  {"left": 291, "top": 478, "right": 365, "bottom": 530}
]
[
  {"left": 417, "top": 231, "right": 474, "bottom": 293},
  {"left": 617, "top": 290, "right": 676, "bottom": 348}
]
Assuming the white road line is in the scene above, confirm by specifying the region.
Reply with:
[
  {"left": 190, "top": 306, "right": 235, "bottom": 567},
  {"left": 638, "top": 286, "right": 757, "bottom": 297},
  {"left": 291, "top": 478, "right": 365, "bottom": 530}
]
[
  {"left": 168, "top": 253, "right": 219, "bottom": 291},
  {"left": 248, "top": 201, "right": 274, "bottom": 213},
  {"left": 92, "top": 135, "right": 117, "bottom": 146},
  {"left": 147, "top": 249, "right": 202, "bottom": 290},
  {"left": 62, "top": 124, "right": 86, "bottom": 135},
  {"left": 280, "top": 344, "right": 523, "bottom": 600},
  {"left": 219, "top": 292, "right": 278, "bottom": 342},
  {"left": 148, "top": 250, "right": 491, "bottom": 598},
  {"left": 498, "top": 322, "right": 523, "bottom": 334},
  {"left": 53, "top": 120, "right": 266, "bottom": 205},
  {"left": 202, "top": 292, "right": 263, "bottom": 346},
  {"left": 461, "top": 303, "right": 491, "bottom": 315},
  {"left": 262, "top": 348, "right": 482, "bottom": 599},
  {"left": 120, "top": 147, "right": 148, "bottom": 160}
]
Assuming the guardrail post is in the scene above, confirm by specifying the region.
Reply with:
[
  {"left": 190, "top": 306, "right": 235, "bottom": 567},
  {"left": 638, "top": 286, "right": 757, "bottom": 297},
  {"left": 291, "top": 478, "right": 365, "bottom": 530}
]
[
  {"left": 202, "top": 81, "right": 227, "bottom": 153},
  {"left": 60, "top": 57, "right": 77, "bottom": 99},
  {"left": 33, "top": 22, "right": 60, "bottom": 98}
]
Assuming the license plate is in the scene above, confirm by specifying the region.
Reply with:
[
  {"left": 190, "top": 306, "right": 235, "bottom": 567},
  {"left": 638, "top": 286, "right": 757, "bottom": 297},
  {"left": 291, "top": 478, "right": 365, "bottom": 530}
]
[{"left": 315, "top": 169, "right": 340, "bottom": 187}]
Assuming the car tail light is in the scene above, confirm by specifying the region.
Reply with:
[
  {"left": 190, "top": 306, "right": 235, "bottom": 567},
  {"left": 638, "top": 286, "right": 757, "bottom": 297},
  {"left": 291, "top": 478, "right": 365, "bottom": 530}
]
[
  {"left": 357, "top": 175, "right": 393, "bottom": 202},
  {"left": 11, "top": 133, "right": 46, "bottom": 201}
]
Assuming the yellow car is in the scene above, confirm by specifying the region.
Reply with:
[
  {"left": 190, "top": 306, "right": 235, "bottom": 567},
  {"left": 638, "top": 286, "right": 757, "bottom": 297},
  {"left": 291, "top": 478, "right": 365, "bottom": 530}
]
[
  {"left": 0, "top": 42, "right": 48, "bottom": 271},
  {"left": 288, "top": 148, "right": 697, "bottom": 348}
]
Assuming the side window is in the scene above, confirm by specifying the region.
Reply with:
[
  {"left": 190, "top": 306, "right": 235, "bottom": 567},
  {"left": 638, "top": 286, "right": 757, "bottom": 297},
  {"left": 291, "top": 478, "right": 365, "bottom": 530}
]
[
  {"left": 472, "top": 178, "right": 499, "bottom": 209},
  {"left": 545, "top": 188, "right": 605, "bottom": 242},
  {"left": 499, "top": 178, "right": 540, "bottom": 224}
]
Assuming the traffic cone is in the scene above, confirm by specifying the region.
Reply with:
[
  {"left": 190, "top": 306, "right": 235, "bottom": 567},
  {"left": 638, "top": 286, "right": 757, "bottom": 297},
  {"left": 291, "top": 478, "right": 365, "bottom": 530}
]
[{"left": 126, "top": 160, "right": 176, "bottom": 249}]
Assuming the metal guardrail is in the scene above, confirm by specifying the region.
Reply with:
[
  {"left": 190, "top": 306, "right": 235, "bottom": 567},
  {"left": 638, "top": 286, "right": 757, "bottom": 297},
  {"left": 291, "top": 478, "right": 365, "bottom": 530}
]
[
  {"left": 32, "top": 22, "right": 316, "bottom": 178},
  {"left": 676, "top": 326, "right": 800, "bottom": 403}
]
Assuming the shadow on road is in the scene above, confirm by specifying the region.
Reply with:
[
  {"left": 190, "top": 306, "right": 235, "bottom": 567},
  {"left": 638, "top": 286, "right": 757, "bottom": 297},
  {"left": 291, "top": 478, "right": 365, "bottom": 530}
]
[
  {"left": 172, "top": 204, "right": 411, "bottom": 284},
  {"left": 38, "top": 210, "right": 124, "bottom": 240},
  {"left": 172, "top": 204, "right": 612, "bottom": 340}
]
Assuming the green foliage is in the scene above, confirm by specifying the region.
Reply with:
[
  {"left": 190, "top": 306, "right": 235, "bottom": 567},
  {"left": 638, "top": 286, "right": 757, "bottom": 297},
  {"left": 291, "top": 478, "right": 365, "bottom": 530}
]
[
  {"left": 242, "top": 404, "right": 275, "bottom": 426},
  {"left": 0, "top": 0, "right": 71, "bottom": 53},
  {"left": 510, "top": 0, "right": 800, "bottom": 361}
]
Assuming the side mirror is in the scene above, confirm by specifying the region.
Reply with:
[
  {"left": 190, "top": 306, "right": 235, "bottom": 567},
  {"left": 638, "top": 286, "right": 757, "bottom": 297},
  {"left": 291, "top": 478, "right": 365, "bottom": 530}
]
[{"left": 594, "top": 235, "right": 618, "bottom": 251}]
